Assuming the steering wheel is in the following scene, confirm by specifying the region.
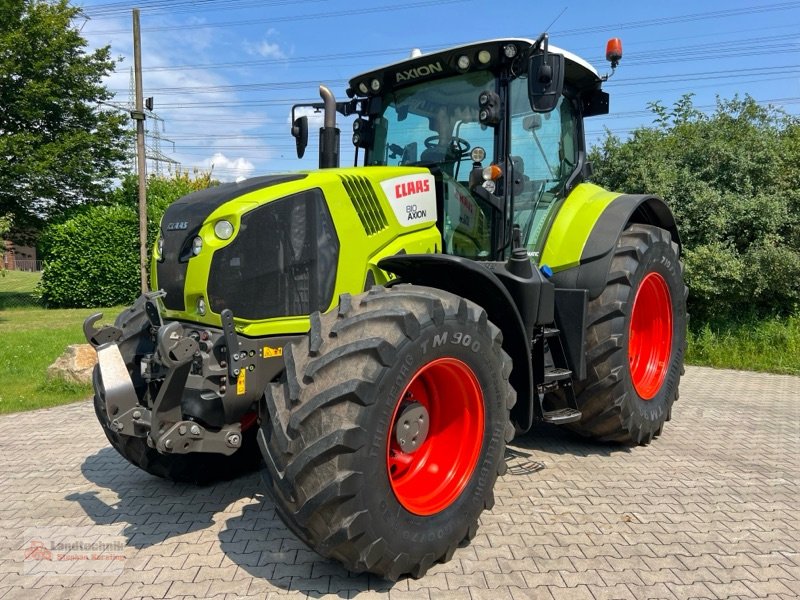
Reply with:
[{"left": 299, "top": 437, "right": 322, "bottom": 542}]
[{"left": 424, "top": 135, "right": 471, "bottom": 158}]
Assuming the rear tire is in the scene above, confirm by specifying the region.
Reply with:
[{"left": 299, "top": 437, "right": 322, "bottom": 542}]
[
  {"left": 92, "top": 368, "right": 261, "bottom": 485},
  {"left": 567, "top": 224, "right": 687, "bottom": 444},
  {"left": 259, "top": 285, "right": 515, "bottom": 580}
]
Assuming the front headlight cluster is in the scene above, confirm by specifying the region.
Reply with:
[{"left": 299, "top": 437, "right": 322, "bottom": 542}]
[{"left": 192, "top": 220, "right": 235, "bottom": 257}]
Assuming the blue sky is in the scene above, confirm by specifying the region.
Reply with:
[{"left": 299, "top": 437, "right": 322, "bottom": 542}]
[{"left": 76, "top": 0, "right": 800, "bottom": 181}]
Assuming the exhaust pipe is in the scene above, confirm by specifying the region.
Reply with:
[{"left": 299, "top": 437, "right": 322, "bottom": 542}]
[{"left": 318, "top": 85, "right": 340, "bottom": 169}]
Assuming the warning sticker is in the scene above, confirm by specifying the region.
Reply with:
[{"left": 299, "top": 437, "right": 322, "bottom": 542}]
[
  {"left": 263, "top": 345, "right": 283, "bottom": 358},
  {"left": 236, "top": 369, "right": 246, "bottom": 395}
]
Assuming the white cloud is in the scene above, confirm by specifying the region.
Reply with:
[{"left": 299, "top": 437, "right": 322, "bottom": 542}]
[
  {"left": 244, "top": 29, "right": 289, "bottom": 60},
  {"left": 254, "top": 41, "right": 287, "bottom": 60},
  {"left": 202, "top": 153, "right": 255, "bottom": 182},
  {"left": 80, "top": 14, "right": 274, "bottom": 176}
]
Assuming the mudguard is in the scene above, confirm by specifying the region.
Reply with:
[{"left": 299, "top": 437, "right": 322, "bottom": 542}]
[
  {"left": 378, "top": 254, "right": 535, "bottom": 433},
  {"left": 543, "top": 187, "right": 680, "bottom": 299}
]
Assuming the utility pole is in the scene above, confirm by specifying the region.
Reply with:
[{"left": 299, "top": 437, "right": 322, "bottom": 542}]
[{"left": 131, "top": 8, "right": 148, "bottom": 293}]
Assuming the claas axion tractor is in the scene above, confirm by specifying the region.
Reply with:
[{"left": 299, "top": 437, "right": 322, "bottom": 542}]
[{"left": 85, "top": 35, "right": 686, "bottom": 579}]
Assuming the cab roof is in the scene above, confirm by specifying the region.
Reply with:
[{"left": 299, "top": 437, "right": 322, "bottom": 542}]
[{"left": 348, "top": 37, "right": 602, "bottom": 97}]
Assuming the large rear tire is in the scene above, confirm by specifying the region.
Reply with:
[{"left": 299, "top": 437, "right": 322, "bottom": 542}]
[
  {"left": 92, "top": 368, "right": 262, "bottom": 485},
  {"left": 568, "top": 224, "right": 687, "bottom": 444},
  {"left": 259, "top": 285, "right": 515, "bottom": 580}
]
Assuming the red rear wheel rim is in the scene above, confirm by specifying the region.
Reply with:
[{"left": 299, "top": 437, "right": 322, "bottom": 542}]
[
  {"left": 386, "top": 357, "right": 485, "bottom": 516},
  {"left": 629, "top": 272, "right": 673, "bottom": 400}
]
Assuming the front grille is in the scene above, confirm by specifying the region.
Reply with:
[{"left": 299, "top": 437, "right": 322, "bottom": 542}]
[
  {"left": 340, "top": 175, "right": 388, "bottom": 235},
  {"left": 156, "top": 174, "right": 307, "bottom": 312},
  {"left": 207, "top": 188, "right": 339, "bottom": 320}
]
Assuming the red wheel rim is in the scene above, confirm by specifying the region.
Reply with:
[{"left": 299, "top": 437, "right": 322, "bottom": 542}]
[
  {"left": 628, "top": 272, "right": 673, "bottom": 400},
  {"left": 386, "top": 357, "right": 485, "bottom": 516}
]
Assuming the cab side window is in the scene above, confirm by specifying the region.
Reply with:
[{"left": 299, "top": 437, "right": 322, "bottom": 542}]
[{"left": 509, "top": 78, "right": 578, "bottom": 253}]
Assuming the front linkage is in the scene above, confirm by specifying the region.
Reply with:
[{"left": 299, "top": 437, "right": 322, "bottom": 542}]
[{"left": 84, "top": 291, "right": 298, "bottom": 458}]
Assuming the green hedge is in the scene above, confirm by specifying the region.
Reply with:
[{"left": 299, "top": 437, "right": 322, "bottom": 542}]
[
  {"left": 37, "top": 172, "right": 217, "bottom": 308},
  {"left": 589, "top": 95, "right": 800, "bottom": 322},
  {"left": 37, "top": 204, "right": 140, "bottom": 308}
]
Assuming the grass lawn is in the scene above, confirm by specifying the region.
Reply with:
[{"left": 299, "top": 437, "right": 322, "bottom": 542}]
[
  {"left": 0, "top": 265, "right": 797, "bottom": 415},
  {"left": 0, "top": 270, "right": 42, "bottom": 309},
  {"left": 1, "top": 273, "right": 124, "bottom": 413},
  {"left": 687, "top": 315, "right": 800, "bottom": 376},
  {"left": 0, "top": 305, "right": 125, "bottom": 414}
]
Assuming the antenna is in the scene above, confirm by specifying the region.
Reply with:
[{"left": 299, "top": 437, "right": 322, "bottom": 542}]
[{"left": 543, "top": 6, "right": 567, "bottom": 34}]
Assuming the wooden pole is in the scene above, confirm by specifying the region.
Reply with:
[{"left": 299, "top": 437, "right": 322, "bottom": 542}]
[{"left": 132, "top": 8, "right": 148, "bottom": 293}]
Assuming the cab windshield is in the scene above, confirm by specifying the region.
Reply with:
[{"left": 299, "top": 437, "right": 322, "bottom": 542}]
[
  {"left": 366, "top": 70, "right": 495, "bottom": 178},
  {"left": 367, "top": 71, "right": 497, "bottom": 258},
  {"left": 365, "top": 69, "right": 578, "bottom": 259}
]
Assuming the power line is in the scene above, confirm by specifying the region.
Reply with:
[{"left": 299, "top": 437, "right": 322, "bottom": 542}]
[
  {"left": 107, "top": 16, "right": 800, "bottom": 76},
  {"left": 81, "top": 0, "right": 330, "bottom": 18},
  {"left": 85, "top": 0, "right": 477, "bottom": 35},
  {"left": 86, "top": 0, "right": 800, "bottom": 36}
]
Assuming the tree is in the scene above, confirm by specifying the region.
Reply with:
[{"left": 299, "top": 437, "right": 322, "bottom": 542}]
[
  {"left": 589, "top": 94, "right": 800, "bottom": 322},
  {"left": 0, "top": 214, "right": 11, "bottom": 238},
  {"left": 0, "top": 0, "right": 129, "bottom": 237},
  {"left": 0, "top": 213, "right": 11, "bottom": 276}
]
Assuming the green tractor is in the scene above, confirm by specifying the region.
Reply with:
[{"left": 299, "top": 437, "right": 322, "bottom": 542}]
[{"left": 85, "top": 35, "right": 686, "bottom": 580}]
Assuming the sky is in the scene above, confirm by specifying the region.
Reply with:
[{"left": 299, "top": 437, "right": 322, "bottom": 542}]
[{"left": 75, "top": 0, "right": 800, "bottom": 181}]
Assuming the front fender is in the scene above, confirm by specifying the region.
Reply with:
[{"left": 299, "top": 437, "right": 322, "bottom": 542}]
[
  {"left": 543, "top": 185, "right": 681, "bottom": 298},
  {"left": 378, "top": 254, "right": 534, "bottom": 433}
]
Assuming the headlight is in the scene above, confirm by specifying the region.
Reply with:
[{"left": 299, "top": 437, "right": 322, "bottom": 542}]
[
  {"left": 478, "top": 50, "right": 491, "bottom": 65},
  {"left": 214, "top": 220, "right": 234, "bottom": 240},
  {"left": 370, "top": 78, "right": 381, "bottom": 92},
  {"left": 156, "top": 236, "right": 164, "bottom": 260},
  {"left": 192, "top": 236, "right": 203, "bottom": 256},
  {"left": 457, "top": 55, "right": 471, "bottom": 71},
  {"left": 196, "top": 296, "right": 206, "bottom": 316}
]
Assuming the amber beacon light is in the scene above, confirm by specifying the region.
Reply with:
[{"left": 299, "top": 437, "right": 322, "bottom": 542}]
[{"left": 606, "top": 38, "right": 623, "bottom": 68}]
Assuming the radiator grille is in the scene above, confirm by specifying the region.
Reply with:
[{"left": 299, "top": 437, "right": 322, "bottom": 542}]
[{"left": 340, "top": 175, "right": 388, "bottom": 235}]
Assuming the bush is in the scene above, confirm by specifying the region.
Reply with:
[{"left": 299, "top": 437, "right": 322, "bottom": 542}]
[
  {"left": 37, "top": 204, "right": 139, "bottom": 307},
  {"left": 38, "top": 171, "right": 217, "bottom": 308},
  {"left": 589, "top": 95, "right": 800, "bottom": 322}
]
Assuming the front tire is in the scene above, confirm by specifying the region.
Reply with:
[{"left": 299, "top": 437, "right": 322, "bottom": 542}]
[
  {"left": 568, "top": 224, "right": 687, "bottom": 444},
  {"left": 259, "top": 285, "right": 515, "bottom": 580}
]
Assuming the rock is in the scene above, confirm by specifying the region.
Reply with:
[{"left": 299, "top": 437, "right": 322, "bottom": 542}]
[{"left": 47, "top": 344, "right": 97, "bottom": 385}]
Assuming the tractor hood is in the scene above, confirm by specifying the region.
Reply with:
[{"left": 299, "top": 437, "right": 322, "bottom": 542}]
[{"left": 152, "top": 166, "right": 441, "bottom": 332}]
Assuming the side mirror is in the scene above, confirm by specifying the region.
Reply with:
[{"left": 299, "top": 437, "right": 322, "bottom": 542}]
[
  {"left": 528, "top": 52, "right": 564, "bottom": 113},
  {"left": 291, "top": 116, "right": 308, "bottom": 159}
]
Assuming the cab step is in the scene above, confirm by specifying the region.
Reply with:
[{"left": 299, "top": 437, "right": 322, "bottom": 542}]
[
  {"left": 541, "top": 407, "right": 582, "bottom": 425},
  {"left": 543, "top": 367, "right": 572, "bottom": 384}
]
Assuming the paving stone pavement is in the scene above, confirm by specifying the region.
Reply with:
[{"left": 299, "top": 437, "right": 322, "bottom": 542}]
[{"left": 0, "top": 366, "right": 798, "bottom": 600}]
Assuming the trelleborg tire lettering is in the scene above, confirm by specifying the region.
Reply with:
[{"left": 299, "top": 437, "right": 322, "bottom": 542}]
[{"left": 258, "top": 285, "right": 515, "bottom": 580}]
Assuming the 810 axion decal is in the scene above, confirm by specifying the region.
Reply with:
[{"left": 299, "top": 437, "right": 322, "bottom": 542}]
[{"left": 380, "top": 173, "right": 437, "bottom": 227}]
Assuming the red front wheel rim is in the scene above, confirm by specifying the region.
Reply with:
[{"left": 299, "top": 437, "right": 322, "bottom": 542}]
[
  {"left": 386, "top": 357, "right": 485, "bottom": 516},
  {"left": 629, "top": 272, "right": 673, "bottom": 400}
]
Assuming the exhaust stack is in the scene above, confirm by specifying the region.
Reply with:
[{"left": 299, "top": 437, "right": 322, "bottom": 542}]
[{"left": 318, "top": 85, "right": 340, "bottom": 169}]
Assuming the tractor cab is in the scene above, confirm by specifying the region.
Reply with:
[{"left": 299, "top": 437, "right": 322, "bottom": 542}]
[{"left": 293, "top": 35, "right": 612, "bottom": 261}]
